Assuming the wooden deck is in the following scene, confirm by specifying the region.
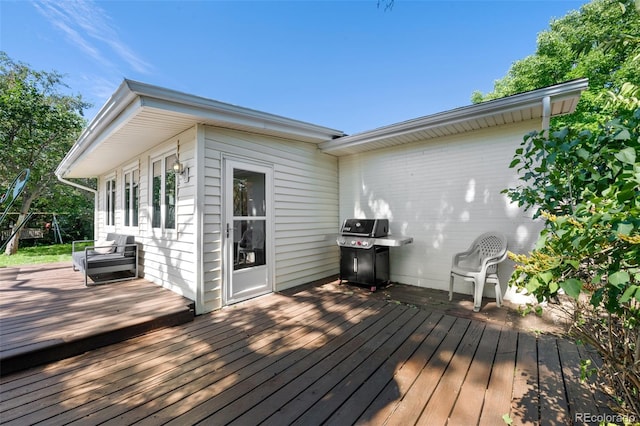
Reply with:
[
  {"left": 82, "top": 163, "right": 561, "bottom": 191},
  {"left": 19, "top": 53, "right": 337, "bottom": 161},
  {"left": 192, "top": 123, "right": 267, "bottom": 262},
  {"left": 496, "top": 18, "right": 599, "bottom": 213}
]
[
  {"left": 0, "top": 262, "right": 194, "bottom": 375},
  {"left": 0, "top": 266, "right": 614, "bottom": 425}
]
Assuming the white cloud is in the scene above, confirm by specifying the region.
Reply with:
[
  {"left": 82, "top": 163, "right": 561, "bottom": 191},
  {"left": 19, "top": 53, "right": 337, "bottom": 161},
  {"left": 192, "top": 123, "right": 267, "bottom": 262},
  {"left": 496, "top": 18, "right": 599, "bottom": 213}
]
[{"left": 33, "top": 0, "right": 152, "bottom": 74}]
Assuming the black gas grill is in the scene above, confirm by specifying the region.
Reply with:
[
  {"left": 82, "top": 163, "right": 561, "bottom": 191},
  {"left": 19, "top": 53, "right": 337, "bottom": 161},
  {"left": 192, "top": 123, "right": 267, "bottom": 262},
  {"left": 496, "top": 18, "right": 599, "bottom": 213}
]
[{"left": 337, "top": 219, "right": 413, "bottom": 291}]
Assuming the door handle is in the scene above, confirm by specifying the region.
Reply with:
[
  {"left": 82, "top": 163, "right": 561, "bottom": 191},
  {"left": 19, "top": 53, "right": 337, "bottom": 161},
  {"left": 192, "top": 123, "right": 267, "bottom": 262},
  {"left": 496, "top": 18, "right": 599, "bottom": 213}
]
[
  {"left": 226, "top": 223, "right": 230, "bottom": 238},
  {"left": 353, "top": 258, "right": 358, "bottom": 273}
]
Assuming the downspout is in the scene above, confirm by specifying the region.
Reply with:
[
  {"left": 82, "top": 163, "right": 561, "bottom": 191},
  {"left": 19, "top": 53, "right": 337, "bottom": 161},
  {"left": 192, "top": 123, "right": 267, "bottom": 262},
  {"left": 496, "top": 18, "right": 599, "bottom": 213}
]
[
  {"left": 56, "top": 173, "right": 99, "bottom": 240},
  {"left": 541, "top": 95, "right": 551, "bottom": 136}
]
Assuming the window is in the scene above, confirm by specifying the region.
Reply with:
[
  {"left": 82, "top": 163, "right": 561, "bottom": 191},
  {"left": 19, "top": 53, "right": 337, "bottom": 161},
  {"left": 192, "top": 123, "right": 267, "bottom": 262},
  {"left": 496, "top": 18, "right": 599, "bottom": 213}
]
[
  {"left": 105, "top": 177, "right": 116, "bottom": 227},
  {"left": 124, "top": 168, "right": 139, "bottom": 227},
  {"left": 151, "top": 153, "right": 177, "bottom": 230}
]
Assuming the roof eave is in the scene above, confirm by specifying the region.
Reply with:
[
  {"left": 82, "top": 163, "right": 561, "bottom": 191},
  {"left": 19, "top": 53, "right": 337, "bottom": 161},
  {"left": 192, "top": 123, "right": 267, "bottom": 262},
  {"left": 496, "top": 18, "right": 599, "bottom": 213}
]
[
  {"left": 56, "top": 80, "right": 138, "bottom": 178},
  {"left": 56, "top": 79, "right": 345, "bottom": 178},
  {"left": 319, "top": 78, "right": 589, "bottom": 155}
]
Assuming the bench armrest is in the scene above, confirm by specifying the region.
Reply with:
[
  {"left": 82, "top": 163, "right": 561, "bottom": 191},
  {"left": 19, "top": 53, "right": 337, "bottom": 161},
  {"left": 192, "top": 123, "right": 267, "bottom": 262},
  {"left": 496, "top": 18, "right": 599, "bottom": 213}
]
[
  {"left": 83, "top": 242, "right": 138, "bottom": 256},
  {"left": 72, "top": 239, "right": 97, "bottom": 253}
]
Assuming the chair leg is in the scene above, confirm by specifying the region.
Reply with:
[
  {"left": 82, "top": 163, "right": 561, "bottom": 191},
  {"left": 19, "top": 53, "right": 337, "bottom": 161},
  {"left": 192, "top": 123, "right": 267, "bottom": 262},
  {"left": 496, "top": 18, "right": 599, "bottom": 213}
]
[
  {"left": 473, "top": 278, "right": 484, "bottom": 312},
  {"left": 449, "top": 273, "right": 454, "bottom": 301},
  {"left": 494, "top": 279, "right": 503, "bottom": 307}
]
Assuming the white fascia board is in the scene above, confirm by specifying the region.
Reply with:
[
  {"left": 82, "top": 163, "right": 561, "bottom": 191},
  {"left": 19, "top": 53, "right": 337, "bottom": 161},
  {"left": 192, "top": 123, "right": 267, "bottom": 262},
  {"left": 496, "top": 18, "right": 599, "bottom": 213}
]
[
  {"left": 56, "top": 80, "right": 139, "bottom": 177},
  {"left": 319, "top": 78, "right": 589, "bottom": 154},
  {"left": 57, "top": 79, "right": 345, "bottom": 177},
  {"left": 127, "top": 80, "right": 344, "bottom": 142},
  {"left": 138, "top": 96, "right": 343, "bottom": 142}
]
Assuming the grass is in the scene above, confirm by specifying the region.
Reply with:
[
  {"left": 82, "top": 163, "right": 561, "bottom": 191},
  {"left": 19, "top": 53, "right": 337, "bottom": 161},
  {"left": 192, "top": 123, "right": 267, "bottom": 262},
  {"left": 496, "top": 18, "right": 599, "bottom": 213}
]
[{"left": 0, "top": 244, "right": 75, "bottom": 267}]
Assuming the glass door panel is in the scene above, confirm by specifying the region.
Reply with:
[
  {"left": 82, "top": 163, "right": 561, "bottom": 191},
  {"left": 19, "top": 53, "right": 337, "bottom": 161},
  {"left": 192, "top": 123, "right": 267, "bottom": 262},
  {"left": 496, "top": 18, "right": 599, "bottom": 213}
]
[{"left": 224, "top": 160, "right": 272, "bottom": 304}]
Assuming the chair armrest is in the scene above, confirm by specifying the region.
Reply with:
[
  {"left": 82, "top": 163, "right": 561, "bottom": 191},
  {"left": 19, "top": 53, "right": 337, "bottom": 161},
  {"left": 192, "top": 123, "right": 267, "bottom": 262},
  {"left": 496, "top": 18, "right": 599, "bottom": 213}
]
[
  {"left": 83, "top": 242, "right": 137, "bottom": 256},
  {"left": 451, "top": 247, "right": 477, "bottom": 267},
  {"left": 480, "top": 250, "right": 509, "bottom": 270},
  {"left": 73, "top": 239, "right": 97, "bottom": 253}
]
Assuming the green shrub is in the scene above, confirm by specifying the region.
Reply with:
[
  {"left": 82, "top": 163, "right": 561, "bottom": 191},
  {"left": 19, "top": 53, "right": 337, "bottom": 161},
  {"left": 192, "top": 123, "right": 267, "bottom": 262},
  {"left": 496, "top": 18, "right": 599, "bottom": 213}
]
[{"left": 505, "top": 108, "right": 640, "bottom": 417}]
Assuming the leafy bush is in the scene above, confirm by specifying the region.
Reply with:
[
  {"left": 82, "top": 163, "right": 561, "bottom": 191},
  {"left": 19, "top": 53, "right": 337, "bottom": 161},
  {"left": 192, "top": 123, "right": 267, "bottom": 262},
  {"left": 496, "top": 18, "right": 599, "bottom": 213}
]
[{"left": 505, "top": 108, "right": 640, "bottom": 417}]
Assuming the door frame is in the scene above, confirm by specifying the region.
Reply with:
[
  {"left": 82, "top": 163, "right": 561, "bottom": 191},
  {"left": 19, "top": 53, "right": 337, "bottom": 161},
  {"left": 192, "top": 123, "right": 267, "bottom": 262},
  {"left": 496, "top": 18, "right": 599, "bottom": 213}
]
[{"left": 222, "top": 155, "right": 275, "bottom": 305}]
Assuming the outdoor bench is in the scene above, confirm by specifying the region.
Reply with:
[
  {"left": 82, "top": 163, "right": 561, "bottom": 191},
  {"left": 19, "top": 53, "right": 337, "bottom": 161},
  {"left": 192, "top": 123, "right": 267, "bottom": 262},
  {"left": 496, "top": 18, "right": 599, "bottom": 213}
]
[{"left": 72, "top": 233, "right": 138, "bottom": 286}]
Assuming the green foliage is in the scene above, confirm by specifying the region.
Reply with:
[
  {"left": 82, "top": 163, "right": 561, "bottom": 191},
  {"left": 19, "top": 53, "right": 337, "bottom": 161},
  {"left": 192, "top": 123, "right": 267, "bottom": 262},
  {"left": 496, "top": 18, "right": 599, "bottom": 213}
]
[
  {"left": 505, "top": 108, "right": 640, "bottom": 417},
  {"left": 0, "top": 52, "right": 93, "bottom": 251},
  {"left": 506, "top": 109, "right": 640, "bottom": 313},
  {"left": 579, "top": 358, "right": 598, "bottom": 382},
  {"left": 474, "top": 0, "right": 640, "bottom": 130},
  {"left": 502, "top": 413, "right": 513, "bottom": 425}
]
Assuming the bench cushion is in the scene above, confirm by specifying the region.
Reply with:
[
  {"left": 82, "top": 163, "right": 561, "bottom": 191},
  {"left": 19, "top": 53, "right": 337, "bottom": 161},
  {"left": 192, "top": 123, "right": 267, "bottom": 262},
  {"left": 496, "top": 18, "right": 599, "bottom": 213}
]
[
  {"left": 72, "top": 252, "right": 135, "bottom": 271},
  {"left": 73, "top": 234, "right": 137, "bottom": 273}
]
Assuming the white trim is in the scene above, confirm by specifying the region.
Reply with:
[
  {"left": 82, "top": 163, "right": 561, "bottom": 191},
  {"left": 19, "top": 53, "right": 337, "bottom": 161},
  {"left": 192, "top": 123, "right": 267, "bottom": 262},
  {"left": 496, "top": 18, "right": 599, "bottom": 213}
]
[
  {"left": 148, "top": 150, "right": 178, "bottom": 236},
  {"left": 104, "top": 173, "right": 117, "bottom": 231},
  {"left": 56, "top": 79, "right": 344, "bottom": 179},
  {"left": 319, "top": 78, "right": 589, "bottom": 155},
  {"left": 123, "top": 159, "right": 140, "bottom": 173},
  {"left": 222, "top": 156, "right": 275, "bottom": 306},
  {"left": 122, "top": 165, "right": 140, "bottom": 230},
  {"left": 194, "top": 124, "right": 206, "bottom": 314}
]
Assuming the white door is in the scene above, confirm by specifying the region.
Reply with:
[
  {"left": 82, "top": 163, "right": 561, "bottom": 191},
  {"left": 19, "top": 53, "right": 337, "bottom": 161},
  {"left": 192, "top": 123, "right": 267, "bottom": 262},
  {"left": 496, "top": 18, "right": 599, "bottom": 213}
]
[{"left": 224, "top": 159, "right": 273, "bottom": 304}]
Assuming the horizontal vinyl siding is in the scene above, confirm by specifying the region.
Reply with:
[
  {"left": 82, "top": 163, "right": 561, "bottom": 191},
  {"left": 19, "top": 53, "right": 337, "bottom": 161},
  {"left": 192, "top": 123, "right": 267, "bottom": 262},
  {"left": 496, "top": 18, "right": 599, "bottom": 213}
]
[
  {"left": 200, "top": 151, "right": 223, "bottom": 311},
  {"left": 202, "top": 127, "right": 338, "bottom": 311},
  {"left": 338, "top": 121, "right": 543, "bottom": 300},
  {"left": 96, "top": 127, "right": 199, "bottom": 303}
]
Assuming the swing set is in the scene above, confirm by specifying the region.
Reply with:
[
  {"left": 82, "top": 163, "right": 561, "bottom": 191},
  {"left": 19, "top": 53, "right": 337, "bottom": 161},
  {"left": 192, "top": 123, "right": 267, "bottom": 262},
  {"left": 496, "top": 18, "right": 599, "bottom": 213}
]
[
  {"left": 1, "top": 169, "right": 31, "bottom": 251},
  {"left": 1, "top": 169, "right": 68, "bottom": 250}
]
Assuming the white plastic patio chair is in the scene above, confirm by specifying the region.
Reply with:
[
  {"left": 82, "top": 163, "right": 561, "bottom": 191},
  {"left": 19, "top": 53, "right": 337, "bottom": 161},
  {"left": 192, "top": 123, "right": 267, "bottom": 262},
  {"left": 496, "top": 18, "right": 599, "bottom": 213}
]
[{"left": 449, "top": 232, "right": 508, "bottom": 312}]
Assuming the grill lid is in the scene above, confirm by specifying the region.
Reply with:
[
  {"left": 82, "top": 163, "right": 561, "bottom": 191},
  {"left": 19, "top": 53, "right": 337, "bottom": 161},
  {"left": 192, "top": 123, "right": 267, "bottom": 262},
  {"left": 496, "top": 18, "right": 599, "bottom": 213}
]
[{"left": 340, "top": 219, "right": 389, "bottom": 237}]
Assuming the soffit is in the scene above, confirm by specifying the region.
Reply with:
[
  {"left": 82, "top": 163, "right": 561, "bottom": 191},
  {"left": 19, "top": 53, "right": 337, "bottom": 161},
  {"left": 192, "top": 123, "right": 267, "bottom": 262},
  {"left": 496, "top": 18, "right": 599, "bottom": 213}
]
[
  {"left": 57, "top": 80, "right": 344, "bottom": 178},
  {"left": 319, "top": 79, "right": 586, "bottom": 156}
]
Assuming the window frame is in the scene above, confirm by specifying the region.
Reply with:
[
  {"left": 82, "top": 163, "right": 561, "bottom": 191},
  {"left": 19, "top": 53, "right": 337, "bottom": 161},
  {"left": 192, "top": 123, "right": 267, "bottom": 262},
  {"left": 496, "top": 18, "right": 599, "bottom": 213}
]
[
  {"left": 123, "top": 162, "right": 140, "bottom": 229},
  {"left": 105, "top": 173, "right": 116, "bottom": 229},
  {"left": 149, "top": 151, "right": 178, "bottom": 233}
]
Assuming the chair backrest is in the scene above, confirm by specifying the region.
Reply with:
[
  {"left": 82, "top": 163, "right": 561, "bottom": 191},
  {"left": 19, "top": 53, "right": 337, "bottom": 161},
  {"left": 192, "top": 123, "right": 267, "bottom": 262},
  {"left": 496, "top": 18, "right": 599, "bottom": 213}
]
[{"left": 473, "top": 232, "right": 507, "bottom": 273}]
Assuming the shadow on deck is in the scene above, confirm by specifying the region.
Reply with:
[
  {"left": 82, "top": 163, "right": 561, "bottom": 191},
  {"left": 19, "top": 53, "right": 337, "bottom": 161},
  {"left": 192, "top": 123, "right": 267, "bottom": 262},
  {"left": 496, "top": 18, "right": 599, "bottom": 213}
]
[{"left": 0, "top": 266, "right": 617, "bottom": 425}]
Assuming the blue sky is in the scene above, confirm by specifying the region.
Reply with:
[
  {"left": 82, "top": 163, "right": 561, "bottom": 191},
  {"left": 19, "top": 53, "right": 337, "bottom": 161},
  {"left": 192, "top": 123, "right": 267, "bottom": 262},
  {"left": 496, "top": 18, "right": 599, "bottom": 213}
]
[{"left": 1, "top": 0, "right": 586, "bottom": 134}]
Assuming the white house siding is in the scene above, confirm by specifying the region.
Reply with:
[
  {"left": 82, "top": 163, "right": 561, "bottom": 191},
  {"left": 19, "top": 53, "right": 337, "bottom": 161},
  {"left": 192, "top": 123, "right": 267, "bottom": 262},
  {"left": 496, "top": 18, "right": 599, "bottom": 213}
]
[
  {"left": 338, "top": 121, "right": 544, "bottom": 300},
  {"left": 202, "top": 127, "right": 339, "bottom": 313},
  {"left": 95, "top": 127, "right": 198, "bottom": 303}
]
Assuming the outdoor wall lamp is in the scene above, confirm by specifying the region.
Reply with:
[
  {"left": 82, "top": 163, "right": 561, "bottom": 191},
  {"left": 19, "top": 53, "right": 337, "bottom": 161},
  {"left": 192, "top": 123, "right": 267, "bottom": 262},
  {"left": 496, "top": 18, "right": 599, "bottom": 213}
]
[{"left": 172, "top": 159, "right": 189, "bottom": 183}]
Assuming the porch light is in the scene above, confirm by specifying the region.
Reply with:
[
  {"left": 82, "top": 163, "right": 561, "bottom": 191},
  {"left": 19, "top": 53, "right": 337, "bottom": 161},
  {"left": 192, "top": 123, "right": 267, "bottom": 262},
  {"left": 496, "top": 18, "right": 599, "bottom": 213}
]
[
  {"left": 172, "top": 159, "right": 189, "bottom": 183},
  {"left": 172, "top": 159, "right": 183, "bottom": 174}
]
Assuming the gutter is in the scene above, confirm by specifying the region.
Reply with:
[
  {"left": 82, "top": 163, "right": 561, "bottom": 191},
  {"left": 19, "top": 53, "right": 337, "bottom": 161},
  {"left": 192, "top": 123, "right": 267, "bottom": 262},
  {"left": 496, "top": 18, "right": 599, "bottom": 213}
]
[
  {"left": 319, "top": 78, "right": 589, "bottom": 154},
  {"left": 56, "top": 80, "right": 139, "bottom": 177},
  {"left": 541, "top": 95, "right": 551, "bottom": 135}
]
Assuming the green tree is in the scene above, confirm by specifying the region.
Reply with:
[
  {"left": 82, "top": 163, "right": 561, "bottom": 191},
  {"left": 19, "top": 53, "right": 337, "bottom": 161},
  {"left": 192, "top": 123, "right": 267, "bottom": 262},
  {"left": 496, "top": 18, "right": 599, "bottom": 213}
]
[
  {"left": 474, "top": 0, "right": 640, "bottom": 416},
  {"left": 0, "top": 52, "right": 90, "bottom": 254},
  {"left": 472, "top": 0, "right": 640, "bottom": 129}
]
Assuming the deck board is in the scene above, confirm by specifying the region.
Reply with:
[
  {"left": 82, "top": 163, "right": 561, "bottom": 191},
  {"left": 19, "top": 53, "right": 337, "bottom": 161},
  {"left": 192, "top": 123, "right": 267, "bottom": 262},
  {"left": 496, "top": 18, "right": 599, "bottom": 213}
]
[
  {"left": 0, "top": 266, "right": 616, "bottom": 425},
  {"left": 478, "top": 328, "right": 518, "bottom": 426},
  {"left": 326, "top": 312, "right": 442, "bottom": 425},
  {"left": 355, "top": 313, "right": 456, "bottom": 425},
  {"left": 418, "top": 319, "right": 486, "bottom": 425},
  {"left": 538, "top": 335, "right": 571, "bottom": 425},
  {"left": 447, "top": 325, "right": 501, "bottom": 425},
  {"left": 382, "top": 316, "right": 472, "bottom": 424},
  {"left": 0, "top": 262, "right": 194, "bottom": 375},
  {"left": 510, "top": 332, "right": 540, "bottom": 425}
]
